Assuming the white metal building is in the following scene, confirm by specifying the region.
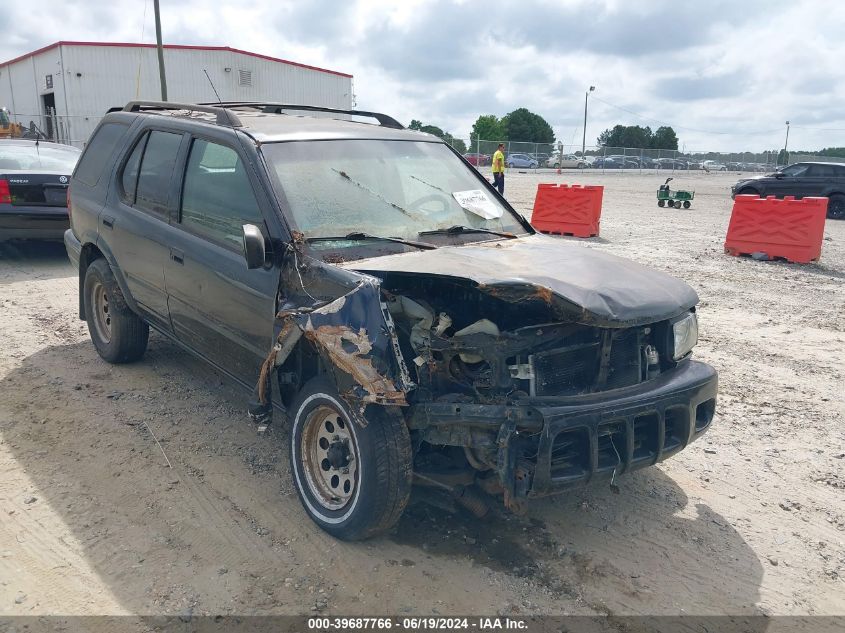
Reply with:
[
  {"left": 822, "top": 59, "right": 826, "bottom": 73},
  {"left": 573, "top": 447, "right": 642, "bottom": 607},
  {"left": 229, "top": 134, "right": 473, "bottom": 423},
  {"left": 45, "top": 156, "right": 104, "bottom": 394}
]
[{"left": 0, "top": 41, "right": 354, "bottom": 146}]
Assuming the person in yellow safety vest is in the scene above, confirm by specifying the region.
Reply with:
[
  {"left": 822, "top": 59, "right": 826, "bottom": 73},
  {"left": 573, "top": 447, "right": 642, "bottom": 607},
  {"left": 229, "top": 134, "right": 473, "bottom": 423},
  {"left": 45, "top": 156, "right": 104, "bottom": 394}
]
[{"left": 491, "top": 143, "right": 505, "bottom": 195}]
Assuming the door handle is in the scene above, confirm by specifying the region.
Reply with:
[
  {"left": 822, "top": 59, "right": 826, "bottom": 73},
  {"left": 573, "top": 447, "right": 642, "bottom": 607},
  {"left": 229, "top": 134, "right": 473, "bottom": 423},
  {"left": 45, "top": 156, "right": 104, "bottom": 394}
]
[
  {"left": 102, "top": 215, "right": 115, "bottom": 229},
  {"left": 170, "top": 248, "right": 184, "bottom": 265}
]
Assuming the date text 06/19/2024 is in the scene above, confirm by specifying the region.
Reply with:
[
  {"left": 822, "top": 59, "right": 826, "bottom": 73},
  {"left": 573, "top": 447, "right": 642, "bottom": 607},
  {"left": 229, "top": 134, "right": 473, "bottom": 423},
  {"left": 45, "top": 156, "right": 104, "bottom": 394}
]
[{"left": 307, "top": 617, "right": 528, "bottom": 631}]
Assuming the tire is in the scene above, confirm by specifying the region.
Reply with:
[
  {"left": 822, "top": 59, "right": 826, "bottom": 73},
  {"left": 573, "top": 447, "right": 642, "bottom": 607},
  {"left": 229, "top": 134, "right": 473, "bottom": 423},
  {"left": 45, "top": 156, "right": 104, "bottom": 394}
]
[
  {"left": 553, "top": 162, "right": 560, "bottom": 169},
  {"left": 577, "top": 163, "right": 586, "bottom": 169},
  {"left": 83, "top": 258, "right": 149, "bottom": 363},
  {"left": 826, "top": 194, "right": 845, "bottom": 220},
  {"left": 673, "top": 200, "right": 682, "bottom": 209},
  {"left": 658, "top": 200, "right": 666, "bottom": 207},
  {"left": 289, "top": 377, "right": 412, "bottom": 540},
  {"left": 683, "top": 201, "right": 691, "bottom": 209},
  {"left": 507, "top": 162, "right": 514, "bottom": 168}
]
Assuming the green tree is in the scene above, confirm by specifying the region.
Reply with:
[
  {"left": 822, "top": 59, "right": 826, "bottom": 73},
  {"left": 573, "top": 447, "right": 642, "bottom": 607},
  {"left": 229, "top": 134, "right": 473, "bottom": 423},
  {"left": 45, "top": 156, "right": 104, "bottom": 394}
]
[
  {"left": 470, "top": 114, "right": 507, "bottom": 144},
  {"left": 408, "top": 120, "right": 467, "bottom": 153},
  {"left": 501, "top": 108, "right": 555, "bottom": 144},
  {"left": 651, "top": 126, "right": 679, "bottom": 150}
]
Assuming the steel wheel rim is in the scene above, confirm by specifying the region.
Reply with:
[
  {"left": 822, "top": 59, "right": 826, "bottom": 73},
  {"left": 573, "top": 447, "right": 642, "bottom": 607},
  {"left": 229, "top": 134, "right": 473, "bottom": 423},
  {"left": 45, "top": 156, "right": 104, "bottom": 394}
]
[
  {"left": 300, "top": 405, "right": 358, "bottom": 511},
  {"left": 91, "top": 280, "right": 112, "bottom": 343}
]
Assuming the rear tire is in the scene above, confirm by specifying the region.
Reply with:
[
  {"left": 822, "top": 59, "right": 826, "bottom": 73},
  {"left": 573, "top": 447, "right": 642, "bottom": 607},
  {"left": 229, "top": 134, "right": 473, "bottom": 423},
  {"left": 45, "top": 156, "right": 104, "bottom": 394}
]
[
  {"left": 658, "top": 200, "right": 666, "bottom": 207},
  {"left": 674, "top": 200, "right": 682, "bottom": 209},
  {"left": 289, "top": 377, "right": 412, "bottom": 540},
  {"left": 827, "top": 194, "right": 845, "bottom": 219},
  {"left": 83, "top": 258, "right": 149, "bottom": 363},
  {"left": 683, "top": 201, "right": 691, "bottom": 209}
]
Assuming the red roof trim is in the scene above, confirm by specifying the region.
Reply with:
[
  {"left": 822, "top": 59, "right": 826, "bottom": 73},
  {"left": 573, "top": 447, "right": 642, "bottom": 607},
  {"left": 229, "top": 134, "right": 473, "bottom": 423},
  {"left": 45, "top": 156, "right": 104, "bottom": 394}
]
[{"left": 0, "top": 41, "right": 353, "bottom": 78}]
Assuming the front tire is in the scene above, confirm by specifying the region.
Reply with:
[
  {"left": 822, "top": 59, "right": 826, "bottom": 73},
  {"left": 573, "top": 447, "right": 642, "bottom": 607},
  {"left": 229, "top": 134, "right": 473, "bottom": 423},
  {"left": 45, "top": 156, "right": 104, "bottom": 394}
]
[
  {"left": 289, "top": 378, "right": 412, "bottom": 540},
  {"left": 83, "top": 258, "right": 149, "bottom": 363}
]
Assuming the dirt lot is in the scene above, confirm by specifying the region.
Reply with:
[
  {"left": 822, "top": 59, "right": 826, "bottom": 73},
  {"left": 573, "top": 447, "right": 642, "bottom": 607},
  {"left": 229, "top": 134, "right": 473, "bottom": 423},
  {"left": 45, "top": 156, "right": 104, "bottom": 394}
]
[{"left": 1, "top": 171, "right": 843, "bottom": 620}]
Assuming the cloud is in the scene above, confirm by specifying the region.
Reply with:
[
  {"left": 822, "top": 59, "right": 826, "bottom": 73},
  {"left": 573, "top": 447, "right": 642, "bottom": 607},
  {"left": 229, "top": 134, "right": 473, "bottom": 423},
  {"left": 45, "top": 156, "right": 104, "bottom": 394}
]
[{"left": 0, "top": 0, "right": 843, "bottom": 152}]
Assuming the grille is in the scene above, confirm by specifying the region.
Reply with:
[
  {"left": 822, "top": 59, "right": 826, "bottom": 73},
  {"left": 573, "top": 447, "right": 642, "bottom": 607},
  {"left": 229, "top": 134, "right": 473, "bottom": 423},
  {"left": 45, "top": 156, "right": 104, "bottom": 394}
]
[
  {"left": 550, "top": 428, "right": 590, "bottom": 479},
  {"left": 597, "top": 421, "right": 627, "bottom": 471},
  {"left": 606, "top": 328, "right": 642, "bottom": 389},
  {"left": 532, "top": 342, "right": 599, "bottom": 396}
]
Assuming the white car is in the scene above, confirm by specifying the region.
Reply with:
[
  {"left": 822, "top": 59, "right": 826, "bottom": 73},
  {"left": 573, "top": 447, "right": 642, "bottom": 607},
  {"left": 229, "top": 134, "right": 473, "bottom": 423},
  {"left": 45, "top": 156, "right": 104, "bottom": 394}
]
[
  {"left": 546, "top": 154, "right": 588, "bottom": 169},
  {"left": 700, "top": 160, "right": 727, "bottom": 172}
]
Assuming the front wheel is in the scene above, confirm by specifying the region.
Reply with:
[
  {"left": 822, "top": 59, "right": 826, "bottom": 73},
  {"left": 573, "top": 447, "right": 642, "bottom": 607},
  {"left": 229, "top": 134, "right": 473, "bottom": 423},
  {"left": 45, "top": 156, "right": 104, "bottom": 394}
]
[
  {"left": 683, "top": 201, "right": 691, "bottom": 209},
  {"left": 507, "top": 162, "right": 514, "bottom": 168},
  {"left": 827, "top": 194, "right": 845, "bottom": 219},
  {"left": 289, "top": 378, "right": 412, "bottom": 540},
  {"left": 84, "top": 258, "right": 149, "bottom": 363},
  {"left": 658, "top": 199, "right": 666, "bottom": 207}
]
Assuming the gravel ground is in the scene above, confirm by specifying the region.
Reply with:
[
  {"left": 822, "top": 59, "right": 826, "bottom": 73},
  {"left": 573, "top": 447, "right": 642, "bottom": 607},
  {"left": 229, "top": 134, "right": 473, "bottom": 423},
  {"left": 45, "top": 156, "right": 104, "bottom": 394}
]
[{"left": 0, "top": 170, "right": 843, "bottom": 621}]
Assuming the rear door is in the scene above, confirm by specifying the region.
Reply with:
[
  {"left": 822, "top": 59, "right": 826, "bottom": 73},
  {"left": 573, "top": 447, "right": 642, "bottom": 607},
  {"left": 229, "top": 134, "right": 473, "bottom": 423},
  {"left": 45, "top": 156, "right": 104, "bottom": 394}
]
[
  {"left": 106, "top": 128, "right": 186, "bottom": 331},
  {"left": 164, "top": 135, "right": 278, "bottom": 383}
]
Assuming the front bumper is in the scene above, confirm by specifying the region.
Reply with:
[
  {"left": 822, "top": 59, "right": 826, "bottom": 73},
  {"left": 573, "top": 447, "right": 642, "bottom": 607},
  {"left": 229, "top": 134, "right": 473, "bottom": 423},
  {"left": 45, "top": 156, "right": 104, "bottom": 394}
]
[{"left": 409, "top": 360, "right": 718, "bottom": 499}]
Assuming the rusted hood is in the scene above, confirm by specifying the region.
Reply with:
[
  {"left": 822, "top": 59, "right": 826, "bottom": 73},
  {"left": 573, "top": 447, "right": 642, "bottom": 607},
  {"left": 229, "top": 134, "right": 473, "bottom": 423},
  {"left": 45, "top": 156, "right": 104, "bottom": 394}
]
[{"left": 344, "top": 234, "right": 699, "bottom": 326}]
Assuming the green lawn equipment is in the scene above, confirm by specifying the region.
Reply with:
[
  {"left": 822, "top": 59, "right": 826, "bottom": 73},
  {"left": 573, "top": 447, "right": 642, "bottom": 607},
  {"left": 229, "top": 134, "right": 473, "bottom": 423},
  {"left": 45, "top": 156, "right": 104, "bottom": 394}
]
[{"left": 657, "top": 177, "right": 694, "bottom": 209}]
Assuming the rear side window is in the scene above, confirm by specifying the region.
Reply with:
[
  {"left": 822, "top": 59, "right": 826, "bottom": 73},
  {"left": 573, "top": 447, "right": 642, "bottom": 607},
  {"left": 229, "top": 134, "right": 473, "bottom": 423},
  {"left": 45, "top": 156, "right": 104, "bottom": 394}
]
[
  {"left": 808, "top": 164, "right": 836, "bottom": 177},
  {"left": 120, "top": 134, "right": 147, "bottom": 204},
  {"left": 180, "top": 139, "right": 264, "bottom": 251},
  {"left": 134, "top": 130, "right": 183, "bottom": 216},
  {"left": 74, "top": 122, "right": 128, "bottom": 186}
]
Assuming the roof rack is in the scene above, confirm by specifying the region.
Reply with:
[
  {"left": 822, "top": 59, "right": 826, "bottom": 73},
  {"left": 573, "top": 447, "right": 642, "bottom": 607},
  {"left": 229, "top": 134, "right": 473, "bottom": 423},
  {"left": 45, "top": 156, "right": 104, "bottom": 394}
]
[
  {"left": 117, "top": 101, "right": 243, "bottom": 126},
  {"left": 198, "top": 102, "right": 404, "bottom": 129}
]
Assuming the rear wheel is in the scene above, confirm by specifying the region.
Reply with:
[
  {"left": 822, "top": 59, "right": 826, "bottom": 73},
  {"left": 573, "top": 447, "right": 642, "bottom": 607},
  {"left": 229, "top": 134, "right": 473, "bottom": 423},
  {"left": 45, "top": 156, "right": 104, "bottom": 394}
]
[
  {"left": 683, "top": 201, "right": 691, "bottom": 209},
  {"left": 674, "top": 200, "right": 682, "bottom": 209},
  {"left": 658, "top": 199, "right": 666, "bottom": 207},
  {"left": 827, "top": 194, "right": 845, "bottom": 219},
  {"left": 289, "top": 377, "right": 412, "bottom": 540},
  {"left": 83, "top": 258, "right": 149, "bottom": 363}
]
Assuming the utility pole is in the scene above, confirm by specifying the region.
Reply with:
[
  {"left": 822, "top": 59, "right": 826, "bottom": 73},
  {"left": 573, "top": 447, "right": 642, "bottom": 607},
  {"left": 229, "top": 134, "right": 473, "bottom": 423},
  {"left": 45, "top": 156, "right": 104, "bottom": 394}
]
[
  {"left": 581, "top": 86, "right": 595, "bottom": 157},
  {"left": 154, "top": 0, "right": 168, "bottom": 101},
  {"left": 782, "top": 120, "right": 790, "bottom": 166}
]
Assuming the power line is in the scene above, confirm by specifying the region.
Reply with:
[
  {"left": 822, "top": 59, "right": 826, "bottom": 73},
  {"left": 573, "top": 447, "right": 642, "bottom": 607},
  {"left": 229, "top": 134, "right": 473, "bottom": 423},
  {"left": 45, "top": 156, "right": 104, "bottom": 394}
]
[{"left": 590, "top": 96, "right": 783, "bottom": 136}]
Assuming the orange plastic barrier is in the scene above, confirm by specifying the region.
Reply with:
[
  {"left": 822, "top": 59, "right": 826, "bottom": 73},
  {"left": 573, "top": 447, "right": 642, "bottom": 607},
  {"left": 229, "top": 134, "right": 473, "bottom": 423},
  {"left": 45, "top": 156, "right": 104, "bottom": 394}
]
[
  {"left": 724, "top": 195, "right": 828, "bottom": 264},
  {"left": 531, "top": 184, "right": 603, "bottom": 238}
]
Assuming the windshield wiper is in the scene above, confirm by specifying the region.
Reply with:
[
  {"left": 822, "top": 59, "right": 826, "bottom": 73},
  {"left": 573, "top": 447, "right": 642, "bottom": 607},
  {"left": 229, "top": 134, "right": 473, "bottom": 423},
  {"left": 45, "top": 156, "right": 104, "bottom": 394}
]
[
  {"left": 307, "top": 232, "right": 437, "bottom": 250},
  {"left": 418, "top": 225, "right": 517, "bottom": 239}
]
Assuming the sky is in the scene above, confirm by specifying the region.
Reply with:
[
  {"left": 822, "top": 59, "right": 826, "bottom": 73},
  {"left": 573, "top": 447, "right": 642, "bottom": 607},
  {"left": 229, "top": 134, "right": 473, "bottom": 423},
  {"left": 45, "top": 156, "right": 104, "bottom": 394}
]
[{"left": 1, "top": 0, "right": 843, "bottom": 152}]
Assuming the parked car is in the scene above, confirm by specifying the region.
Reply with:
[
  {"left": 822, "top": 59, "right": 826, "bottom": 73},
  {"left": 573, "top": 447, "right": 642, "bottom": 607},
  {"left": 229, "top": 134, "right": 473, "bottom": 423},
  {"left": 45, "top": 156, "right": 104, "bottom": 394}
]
[
  {"left": 463, "top": 152, "right": 490, "bottom": 167},
  {"left": 700, "top": 160, "right": 727, "bottom": 172},
  {"left": 0, "top": 139, "right": 81, "bottom": 241},
  {"left": 546, "top": 154, "right": 588, "bottom": 169},
  {"left": 506, "top": 153, "right": 538, "bottom": 168},
  {"left": 657, "top": 158, "right": 688, "bottom": 170},
  {"left": 732, "top": 161, "right": 845, "bottom": 219},
  {"left": 65, "top": 100, "right": 717, "bottom": 540},
  {"left": 606, "top": 155, "right": 640, "bottom": 169}
]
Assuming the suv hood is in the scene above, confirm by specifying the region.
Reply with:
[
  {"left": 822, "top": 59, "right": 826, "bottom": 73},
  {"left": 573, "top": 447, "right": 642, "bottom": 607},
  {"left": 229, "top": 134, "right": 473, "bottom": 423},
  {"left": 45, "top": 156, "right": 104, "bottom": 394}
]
[{"left": 343, "top": 234, "right": 698, "bottom": 327}]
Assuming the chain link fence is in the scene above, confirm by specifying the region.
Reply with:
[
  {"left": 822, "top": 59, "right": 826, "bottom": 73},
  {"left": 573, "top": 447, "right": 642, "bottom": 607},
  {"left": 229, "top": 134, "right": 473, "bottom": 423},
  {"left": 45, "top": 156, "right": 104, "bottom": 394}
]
[
  {"left": 5, "top": 111, "right": 839, "bottom": 171},
  {"left": 450, "top": 139, "right": 795, "bottom": 174},
  {"left": 4, "top": 110, "right": 103, "bottom": 148}
]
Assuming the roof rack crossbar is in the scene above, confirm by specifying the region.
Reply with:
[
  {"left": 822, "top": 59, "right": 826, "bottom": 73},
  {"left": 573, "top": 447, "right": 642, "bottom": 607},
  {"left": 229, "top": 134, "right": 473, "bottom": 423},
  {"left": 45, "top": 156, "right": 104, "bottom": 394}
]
[
  {"left": 121, "top": 101, "right": 242, "bottom": 127},
  {"left": 198, "top": 102, "right": 404, "bottom": 129}
]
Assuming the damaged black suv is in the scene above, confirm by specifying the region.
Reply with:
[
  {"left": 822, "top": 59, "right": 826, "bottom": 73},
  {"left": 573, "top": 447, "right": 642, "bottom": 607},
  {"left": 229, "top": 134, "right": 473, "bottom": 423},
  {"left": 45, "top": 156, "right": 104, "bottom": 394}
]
[{"left": 65, "top": 101, "right": 717, "bottom": 540}]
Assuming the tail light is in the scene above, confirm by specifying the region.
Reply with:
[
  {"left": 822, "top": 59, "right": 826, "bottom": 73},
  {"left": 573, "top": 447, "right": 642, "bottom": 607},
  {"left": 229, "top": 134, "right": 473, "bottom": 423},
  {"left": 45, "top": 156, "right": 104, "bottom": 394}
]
[{"left": 0, "top": 179, "right": 10, "bottom": 204}]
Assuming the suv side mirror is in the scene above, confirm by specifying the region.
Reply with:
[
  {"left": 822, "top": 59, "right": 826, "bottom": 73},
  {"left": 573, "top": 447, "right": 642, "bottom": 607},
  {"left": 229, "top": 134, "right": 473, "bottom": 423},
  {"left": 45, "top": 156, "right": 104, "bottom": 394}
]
[
  {"left": 774, "top": 172, "right": 785, "bottom": 179},
  {"left": 242, "top": 224, "right": 266, "bottom": 269}
]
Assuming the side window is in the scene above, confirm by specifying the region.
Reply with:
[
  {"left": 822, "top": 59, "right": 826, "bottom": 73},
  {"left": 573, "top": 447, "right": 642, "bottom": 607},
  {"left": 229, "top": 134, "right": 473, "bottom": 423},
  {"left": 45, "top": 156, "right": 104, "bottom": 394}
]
[
  {"left": 135, "top": 130, "right": 183, "bottom": 216},
  {"left": 73, "top": 122, "right": 129, "bottom": 186},
  {"left": 180, "top": 139, "right": 264, "bottom": 251},
  {"left": 834, "top": 166, "right": 845, "bottom": 178},
  {"left": 119, "top": 133, "right": 148, "bottom": 204},
  {"left": 808, "top": 164, "right": 834, "bottom": 177}
]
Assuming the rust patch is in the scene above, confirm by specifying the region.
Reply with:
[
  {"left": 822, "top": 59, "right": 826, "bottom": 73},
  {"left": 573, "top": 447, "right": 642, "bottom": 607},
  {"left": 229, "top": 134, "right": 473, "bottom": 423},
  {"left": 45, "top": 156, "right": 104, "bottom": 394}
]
[
  {"left": 304, "top": 325, "right": 407, "bottom": 406},
  {"left": 534, "top": 286, "right": 553, "bottom": 304}
]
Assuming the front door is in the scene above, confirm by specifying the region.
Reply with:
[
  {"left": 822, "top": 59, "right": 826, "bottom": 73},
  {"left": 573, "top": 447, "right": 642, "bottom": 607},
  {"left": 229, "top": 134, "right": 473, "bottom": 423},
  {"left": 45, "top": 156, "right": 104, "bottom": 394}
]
[{"left": 164, "top": 136, "right": 277, "bottom": 384}]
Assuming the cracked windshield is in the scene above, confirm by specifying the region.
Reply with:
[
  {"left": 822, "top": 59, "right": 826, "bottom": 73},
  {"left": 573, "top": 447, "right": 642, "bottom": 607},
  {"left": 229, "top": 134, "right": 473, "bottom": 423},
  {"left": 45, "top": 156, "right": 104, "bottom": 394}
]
[{"left": 262, "top": 139, "right": 526, "bottom": 243}]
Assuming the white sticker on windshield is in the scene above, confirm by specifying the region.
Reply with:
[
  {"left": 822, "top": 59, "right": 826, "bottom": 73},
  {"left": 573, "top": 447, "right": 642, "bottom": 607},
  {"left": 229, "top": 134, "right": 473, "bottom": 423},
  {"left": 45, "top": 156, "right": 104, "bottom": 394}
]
[{"left": 452, "top": 189, "right": 503, "bottom": 220}]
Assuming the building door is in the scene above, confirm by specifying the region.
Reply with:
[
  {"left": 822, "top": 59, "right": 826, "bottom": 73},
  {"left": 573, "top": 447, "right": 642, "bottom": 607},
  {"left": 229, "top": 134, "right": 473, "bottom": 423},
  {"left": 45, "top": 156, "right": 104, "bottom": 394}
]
[{"left": 41, "top": 93, "right": 55, "bottom": 140}]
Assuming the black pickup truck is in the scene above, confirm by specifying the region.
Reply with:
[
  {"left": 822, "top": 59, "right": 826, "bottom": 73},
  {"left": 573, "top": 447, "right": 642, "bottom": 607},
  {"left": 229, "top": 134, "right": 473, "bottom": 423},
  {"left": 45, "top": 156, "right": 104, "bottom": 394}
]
[{"left": 65, "top": 101, "right": 717, "bottom": 540}]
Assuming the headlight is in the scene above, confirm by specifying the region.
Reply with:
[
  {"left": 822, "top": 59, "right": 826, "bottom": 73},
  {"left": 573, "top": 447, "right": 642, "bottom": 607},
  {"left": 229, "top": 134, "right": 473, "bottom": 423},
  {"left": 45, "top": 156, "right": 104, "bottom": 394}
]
[{"left": 672, "top": 312, "right": 698, "bottom": 360}]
